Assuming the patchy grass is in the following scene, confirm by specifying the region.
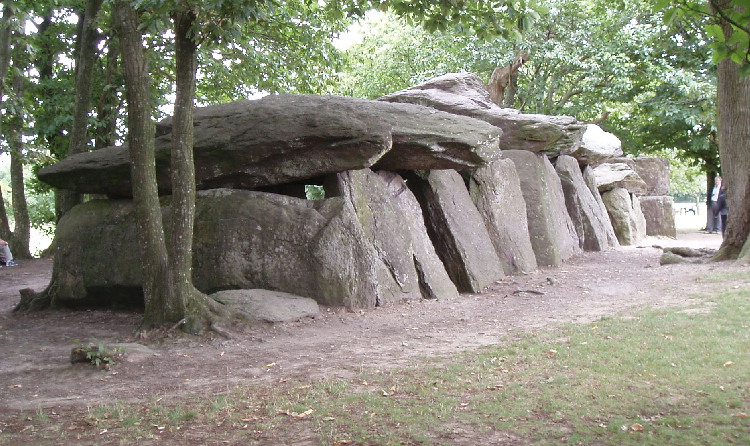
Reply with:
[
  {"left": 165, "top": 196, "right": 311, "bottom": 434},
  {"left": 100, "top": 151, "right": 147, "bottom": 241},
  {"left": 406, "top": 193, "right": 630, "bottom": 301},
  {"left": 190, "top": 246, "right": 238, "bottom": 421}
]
[{"left": 1, "top": 270, "right": 749, "bottom": 445}]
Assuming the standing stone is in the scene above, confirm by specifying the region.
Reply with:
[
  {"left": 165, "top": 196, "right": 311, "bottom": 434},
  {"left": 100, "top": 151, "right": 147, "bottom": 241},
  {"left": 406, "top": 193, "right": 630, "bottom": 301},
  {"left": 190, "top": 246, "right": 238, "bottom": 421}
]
[
  {"left": 337, "top": 169, "right": 420, "bottom": 304},
  {"left": 640, "top": 196, "right": 677, "bottom": 238},
  {"left": 408, "top": 170, "right": 504, "bottom": 292},
  {"left": 376, "top": 171, "right": 459, "bottom": 300},
  {"left": 469, "top": 158, "right": 537, "bottom": 274},
  {"left": 501, "top": 150, "right": 581, "bottom": 266},
  {"left": 337, "top": 169, "right": 430, "bottom": 304},
  {"left": 601, "top": 187, "right": 647, "bottom": 246},
  {"left": 583, "top": 166, "right": 620, "bottom": 248},
  {"left": 555, "top": 155, "right": 619, "bottom": 251}
]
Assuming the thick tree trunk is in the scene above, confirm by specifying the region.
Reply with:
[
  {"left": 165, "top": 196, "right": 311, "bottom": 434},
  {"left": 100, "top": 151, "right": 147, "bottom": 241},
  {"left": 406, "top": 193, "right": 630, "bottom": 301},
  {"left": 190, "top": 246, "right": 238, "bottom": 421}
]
[
  {"left": 169, "top": 8, "right": 215, "bottom": 333},
  {"left": 8, "top": 75, "right": 31, "bottom": 259},
  {"left": 113, "top": 1, "right": 179, "bottom": 327},
  {"left": 712, "top": 1, "right": 750, "bottom": 262},
  {"left": 58, "top": 0, "right": 104, "bottom": 217}
]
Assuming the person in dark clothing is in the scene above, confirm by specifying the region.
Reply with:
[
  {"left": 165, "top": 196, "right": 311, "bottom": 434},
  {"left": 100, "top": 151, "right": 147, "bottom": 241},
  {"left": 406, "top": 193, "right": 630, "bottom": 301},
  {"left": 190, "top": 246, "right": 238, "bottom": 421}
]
[{"left": 717, "top": 184, "right": 728, "bottom": 238}]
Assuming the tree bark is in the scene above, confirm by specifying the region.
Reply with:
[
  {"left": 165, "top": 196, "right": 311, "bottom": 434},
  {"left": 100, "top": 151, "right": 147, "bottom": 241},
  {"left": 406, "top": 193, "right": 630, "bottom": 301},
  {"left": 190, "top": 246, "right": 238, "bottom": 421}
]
[
  {"left": 113, "top": 1, "right": 178, "bottom": 327},
  {"left": 712, "top": 1, "right": 750, "bottom": 262},
  {"left": 58, "top": 0, "right": 104, "bottom": 218},
  {"left": 8, "top": 74, "right": 31, "bottom": 259},
  {"left": 94, "top": 37, "right": 121, "bottom": 150}
]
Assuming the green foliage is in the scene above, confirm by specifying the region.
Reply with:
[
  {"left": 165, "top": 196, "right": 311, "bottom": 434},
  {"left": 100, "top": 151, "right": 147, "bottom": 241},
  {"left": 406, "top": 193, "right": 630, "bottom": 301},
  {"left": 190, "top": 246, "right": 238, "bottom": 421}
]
[
  {"left": 658, "top": 0, "right": 750, "bottom": 75},
  {"left": 73, "top": 340, "right": 121, "bottom": 369},
  {"left": 332, "top": 0, "right": 718, "bottom": 175}
]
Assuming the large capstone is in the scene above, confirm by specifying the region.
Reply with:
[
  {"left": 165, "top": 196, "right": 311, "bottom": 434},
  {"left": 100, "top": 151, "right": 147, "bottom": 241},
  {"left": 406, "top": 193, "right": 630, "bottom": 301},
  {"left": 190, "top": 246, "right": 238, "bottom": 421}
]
[
  {"left": 379, "top": 73, "right": 586, "bottom": 156},
  {"left": 469, "top": 158, "right": 538, "bottom": 274},
  {"left": 38, "top": 95, "right": 501, "bottom": 197},
  {"left": 592, "top": 162, "right": 649, "bottom": 195},
  {"left": 613, "top": 157, "right": 670, "bottom": 196},
  {"left": 501, "top": 150, "right": 581, "bottom": 266},
  {"left": 407, "top": 169, "right": 505, "bottom": 292},
  {"left": 555, "top": 155, "right": 619, "bottom": 251},
  {"left": 563, "top": 124, "right": 623, "bottom": 164}
]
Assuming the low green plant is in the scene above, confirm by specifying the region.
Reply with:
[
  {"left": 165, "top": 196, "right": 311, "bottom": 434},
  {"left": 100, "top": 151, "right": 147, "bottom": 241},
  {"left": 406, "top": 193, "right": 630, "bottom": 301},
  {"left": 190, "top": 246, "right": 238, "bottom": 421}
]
[{"left": 73, "top": 341, "right": 121, "bottom": 368}]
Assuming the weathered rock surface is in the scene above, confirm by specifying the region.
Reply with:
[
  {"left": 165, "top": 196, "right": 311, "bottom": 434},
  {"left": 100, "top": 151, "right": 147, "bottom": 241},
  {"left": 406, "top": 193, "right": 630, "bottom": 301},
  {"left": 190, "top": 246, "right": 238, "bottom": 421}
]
[
  {"left": 337, "top": 169, "right": 421, "bottom": 304},
  {"left": 469, "top": 158, "right": 537, "bottom": 274},
  {"left": 379, "top": 73, "right": 586, "bottom": 155},
  {"left": 501, "top": 150, "right": 581, "bottom": 266},
  {"left": 564, "top": 124, "right": 623, "bottom": 164},
  {"left": 375, "top": 171, "right": 459, "bottom": 300},
  {"left": 408, "top": 169, "right": 504, "bottom": 292},
  {"left": 601, "top": 187, "right": 647, "bottom": 246},
  {"left": 582, "top": 165, "right": 620, "bottom": 249},
  {"left": 52, "top": 189, "right": 392, "bottom": 308},
  {"left": 211, "top": 289, "right": 320, "bottom": 323},
  {"left": 337, "top": 169, "right": 458, "bottom": 303},
  {"left": 640, "top": 196, "right": 677, "bottom": 238},
  {"left": 592, "top": 162, "right": 648, "bottom": 195},
  {"left": 613, "top": 157, "right": 670, "bottom": 196},
  {"left": 555, "top": 155, "right": 619, "bottom": 251},
  {"left": 38, "top": 95, "right": 502, "bottom": 197}
]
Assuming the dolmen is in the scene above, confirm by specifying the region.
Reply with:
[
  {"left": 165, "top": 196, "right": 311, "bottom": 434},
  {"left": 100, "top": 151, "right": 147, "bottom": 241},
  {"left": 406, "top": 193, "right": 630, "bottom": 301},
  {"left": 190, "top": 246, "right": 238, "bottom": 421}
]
[{"left": 38, "top": 73, "right": 673, "bottom": 310}]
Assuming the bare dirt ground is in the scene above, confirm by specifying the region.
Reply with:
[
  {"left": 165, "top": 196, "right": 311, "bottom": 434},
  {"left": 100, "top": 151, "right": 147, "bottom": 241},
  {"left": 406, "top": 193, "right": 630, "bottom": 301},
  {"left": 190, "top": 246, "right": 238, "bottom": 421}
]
[{"left": 0, "top": 231, "right": 744, "bottom": 424}]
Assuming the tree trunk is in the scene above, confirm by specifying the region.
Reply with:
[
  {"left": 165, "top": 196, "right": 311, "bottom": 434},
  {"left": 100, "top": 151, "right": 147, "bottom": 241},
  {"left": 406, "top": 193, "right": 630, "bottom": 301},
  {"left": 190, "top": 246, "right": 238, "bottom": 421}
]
[
  {"left": 113, "top": 1, "right": 178, "bottom": 327},
  {"left": 58, "top": 0, "right": 104, "bottom": 218},
  {"left": 95, "top": 37, "right": 121, "bottom": 150},
  {"left": 712, "top": 1, "right": 750, "bottom": 262},
  {"left": 168, "top": 7, "right": 216, "bottom": 333},
  {"left": 8, "top": 74, "right": 32, "bottom": 259}
]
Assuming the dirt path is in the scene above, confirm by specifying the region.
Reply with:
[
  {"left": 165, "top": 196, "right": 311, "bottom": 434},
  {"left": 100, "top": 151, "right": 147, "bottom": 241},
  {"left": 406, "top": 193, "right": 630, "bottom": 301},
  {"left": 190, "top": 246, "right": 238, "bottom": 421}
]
[{"left": 0, "top": 231, "right": 741, "bottom": 413}]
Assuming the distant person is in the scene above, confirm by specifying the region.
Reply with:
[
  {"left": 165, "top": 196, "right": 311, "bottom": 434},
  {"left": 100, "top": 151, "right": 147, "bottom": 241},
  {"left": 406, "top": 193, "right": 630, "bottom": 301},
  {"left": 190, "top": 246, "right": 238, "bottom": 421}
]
[
  {"left": 708, "top": 176, "right": 722, "bottom": 234},
  {"left": 0, "top": 218, "right": 17, "bottom": 267},
  {"left": 717, "top": 183, "right": 728, "bottom": 238}
]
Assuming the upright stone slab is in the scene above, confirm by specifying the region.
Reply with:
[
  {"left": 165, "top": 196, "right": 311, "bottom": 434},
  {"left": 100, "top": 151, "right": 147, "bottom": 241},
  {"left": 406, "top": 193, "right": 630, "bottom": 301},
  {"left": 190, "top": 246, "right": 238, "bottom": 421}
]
[
  {"left": 51, "top": 190, "right": 386, "bottom": 309},
  {"left": 338, "top": 169, "right": 450, "bottom": 304},
  {"left": 640, "top": 196, "right": 677, "bottom": 238},
  {"left": 376, "top": 171, "right": 459, "bottom": 300},
  {"left": 337, "top": 169, "right": 420, "bottom": 304},
  {"left": 554, "top": 155, "right": 619, "bottom": 251},
  {"left": 501, "top": 150, "right": 581, "bottom": 266},
  {"left": 469, "top": 158, "right": 537, "bottom": 274},
  {"left": 601, "top": 187, "right": 647, "bottom": 246},
  {"left": 408, "top": 170, "right": 504, "bottom": 292},
  {"left": 583, "top": 166, "right": 620, "bottom": 249}
]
